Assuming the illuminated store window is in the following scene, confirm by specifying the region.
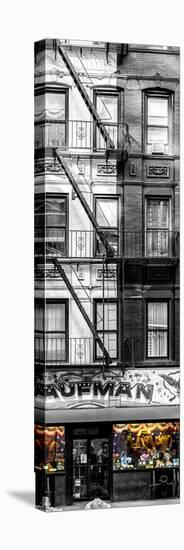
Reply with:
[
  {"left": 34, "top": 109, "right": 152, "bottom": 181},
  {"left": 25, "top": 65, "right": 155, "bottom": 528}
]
[
  {"left": 147, "top": 301, "right": 169, "bottom": 358},
  {"left": 113, "top": 422, "right": 179, "bottom": 471},
  {"left": 35, "top": 425, "right": 65, "bottom": 472}
]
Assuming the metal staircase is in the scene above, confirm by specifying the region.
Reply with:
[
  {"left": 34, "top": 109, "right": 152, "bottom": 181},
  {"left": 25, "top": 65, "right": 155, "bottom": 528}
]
[
  {"left": 53, "top": 258, "right": 111, "bottom": 365},
  {"left": 55, "top": 152, "right": 115, "bottom": 258},
  {"left": 36, "top": 40, "right": 128, "bottom": 369},
  {"left": 58, "top": 42, "right": 115, "bottom": 149}
]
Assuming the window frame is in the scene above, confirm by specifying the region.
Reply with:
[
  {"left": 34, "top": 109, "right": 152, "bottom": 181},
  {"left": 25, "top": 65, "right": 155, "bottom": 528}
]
[
  {"left": 94, "top": 298, "right": 118, "bottom": 361},
  {"left": 34, "top": 84, "right": 69, "bottom": 150},
  {"left": 34, "top": 298, "right": 69, "bottom": 366},
  {"left": 93, "top": 89, "right": 121, "bottom": 149},
  {"left": 34, "top": 193, "right": 69, "bottom": 257},
  {"left": 145, "top": 197, "right": 171, "bottom": 257},
  {"left": 94, "top": 195, "right": 120, "bottom": 257},
  {"left": 146, "top": 300, "right": 169, "bottom": 360},
  {"left": 144, "top": 91, "right": 173, "bottom": 156}
]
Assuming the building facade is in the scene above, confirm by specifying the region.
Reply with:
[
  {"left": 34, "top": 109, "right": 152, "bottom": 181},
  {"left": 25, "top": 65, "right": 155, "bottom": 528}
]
[{"left": 34, "top": 39, "right": 180, "bottom": 509}]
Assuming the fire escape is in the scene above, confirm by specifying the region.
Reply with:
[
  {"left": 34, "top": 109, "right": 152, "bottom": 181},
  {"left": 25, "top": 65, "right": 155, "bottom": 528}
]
[{"left": 35, "top": 40, "right": 129, "bottom": 370}]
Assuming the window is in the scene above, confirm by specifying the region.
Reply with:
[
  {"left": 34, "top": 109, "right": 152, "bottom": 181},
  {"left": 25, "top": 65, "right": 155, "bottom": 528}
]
[
  {"left": 34, "top": 195, "right": 68, "bottom": 257},
  {"left": 35, "top": 425, "right": 65, "bottom": 472},
  {"left": 147, "top": 302, "right": 169, "bottom": 358},
  {"left": 146, "top": 94, "right": 170, "bottom": 154},
  {"left": 95, "top": 197, "right": 119, "bottom": 256},
  {"left": 113, "top": 422, "right": 179, "bottom": 471},
  {"left": 94, "top": 300, "right": 118, "bottom": 360},
  {"left": 146, "top": 199, "right": 170, "bottom": 257},
  {"left": 35, "top": 300, "right": 68, "bottom": 365},
  {"left": 34, "top": 86, "right": 68, "bottom": 149},
  {"left": 94, "top": 91, "right": 119, "bottom": 148}
]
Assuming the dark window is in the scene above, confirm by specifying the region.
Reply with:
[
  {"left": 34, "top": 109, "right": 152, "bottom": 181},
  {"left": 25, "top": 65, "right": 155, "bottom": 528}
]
[
  {"left": 35, "top": 300, "right": 68, "bottom": 365},
  {"left": 94, "top": 300, "right": 118, "bottom": 360},
  {"left": 34, "top": 87, "right": 68, "bottom": 149},
  {"left": 145, "top": 93, "right": 172, "bottom": 155},
  {"left": 95, "top": 197, "right": 119, "bottom": 256},
  {"left": 147, "top": 302, "right": 169, "bottom": 358},
  {"left": 94, "top": 91, "right": 119, "bottom": 148},
  {"left": 146, "top": 199, "right": 170, "bottom": 257},
  {"left": 34, "top": 195, "right": 68, "bottom": 257}
]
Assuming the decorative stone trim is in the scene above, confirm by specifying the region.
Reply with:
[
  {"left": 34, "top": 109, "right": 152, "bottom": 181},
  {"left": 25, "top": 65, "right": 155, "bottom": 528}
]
[
  {"left": 97, "top": 164, "right": 117, "bottom": 176},
  {"left": 147, "top": 165, "right": 170, "bottom": 178},
  {"left": 96, "top": 267, "right": 116, "bottom": 280}
]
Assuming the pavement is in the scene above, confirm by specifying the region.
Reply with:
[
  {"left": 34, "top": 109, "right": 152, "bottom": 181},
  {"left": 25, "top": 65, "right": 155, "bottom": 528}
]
[{"left": 37, "top": 498, "right": 180, "bottom": 513}]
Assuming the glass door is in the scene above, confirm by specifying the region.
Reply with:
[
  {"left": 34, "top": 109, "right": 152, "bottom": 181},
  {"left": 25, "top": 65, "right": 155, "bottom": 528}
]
[
  {"left": 73, "top": 439, "right": 88, "bottom": 500},
  {"left": 89, "top": 439, "right": 110, "bottom": 500},
  {"left": 72, "top": 437, "right": 110, "bottom": 501}
]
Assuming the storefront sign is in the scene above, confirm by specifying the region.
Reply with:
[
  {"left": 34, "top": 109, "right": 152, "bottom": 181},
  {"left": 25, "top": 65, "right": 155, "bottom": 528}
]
[{"left": 35, "top": 368, "right": 180, "bottom": 410}]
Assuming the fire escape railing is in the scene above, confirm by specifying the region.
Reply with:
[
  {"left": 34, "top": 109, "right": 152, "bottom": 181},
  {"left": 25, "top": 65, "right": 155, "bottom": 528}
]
[
  {"left": 35, "top": 41, "right": 128, "bottom": 368},
  {"left": 34, "top": 230, "right": 179, "bottom": 259},
  {"left": 57, "top": 42, "right": 115, "bottom": 149}
]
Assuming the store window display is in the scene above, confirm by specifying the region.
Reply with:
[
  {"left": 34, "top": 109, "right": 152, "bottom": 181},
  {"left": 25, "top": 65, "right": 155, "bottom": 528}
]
[
  {"left": 113, "top": 422, "right": 179, "bottom": 470},
  {"left": 35, "top": 425, "right": 65, "bottom": 472}
]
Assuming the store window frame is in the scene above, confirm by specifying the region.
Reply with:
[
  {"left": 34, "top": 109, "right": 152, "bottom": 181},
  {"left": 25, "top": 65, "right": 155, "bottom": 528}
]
[
  {"left": 144, "top": 90, "right": 173, "bottom": 156},
  {"left": 94, "top": 195, "right": 120, "bottom": 257},
  {"left": 34, "top": 84, "right": 69, "bottom": 150},
  {"left": 34, "top": 298, "right": 69, "bottom": 366},
  {"left": 93, "top": 89, "right": 121, "bottom": 149},
  {"left": 34, "top": 193, "right": 69, "bottom": 258},
  {"left": 146, "top": 300, "right": 170, "bottom": 360},
  {"left": 94, "top": 298, "right": 118, "bottom": 361}
]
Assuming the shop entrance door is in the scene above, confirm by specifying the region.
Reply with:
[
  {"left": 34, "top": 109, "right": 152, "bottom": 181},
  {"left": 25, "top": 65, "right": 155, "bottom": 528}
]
[{"left": 72, "top": 437, "right": 110, "bottom": 501}]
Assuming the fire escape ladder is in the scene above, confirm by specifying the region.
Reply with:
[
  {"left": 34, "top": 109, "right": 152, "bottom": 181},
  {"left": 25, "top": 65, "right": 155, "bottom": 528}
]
[
  {"left": 53, "top": 257, "right": 111, "bottom": 366},
  {"left": 57, "top": 42, "right": 115, "bottom": 149},
  {"left": 56, "top": 152, "right": 115, "bottom": 258}
]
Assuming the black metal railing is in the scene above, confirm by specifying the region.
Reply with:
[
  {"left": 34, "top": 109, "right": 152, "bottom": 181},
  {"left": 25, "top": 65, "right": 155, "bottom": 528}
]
[
  {"left": 34, "top": 120, "right": 126, "bottom": 150},
  {"left": 34, "top": 230, "right": 179, "bottom": 259},
  {"left": 34, "top": 229, "right": 119, "bottom": 258},
  {"left": 34, "top": 336, "right": 114, "bottom": 366}
]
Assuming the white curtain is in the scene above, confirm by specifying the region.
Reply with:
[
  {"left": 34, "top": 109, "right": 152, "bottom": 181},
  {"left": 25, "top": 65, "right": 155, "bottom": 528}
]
[
  {"left": 148, "top": 302, "right": 168, "bottom": 357},
  {"left": 146, "top": 200, "right": 169, "bottom": 257}
]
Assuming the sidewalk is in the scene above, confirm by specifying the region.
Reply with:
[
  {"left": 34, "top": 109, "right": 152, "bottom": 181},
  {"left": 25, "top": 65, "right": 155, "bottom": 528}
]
[{"left": 38, "top": 498, "right": 180, "bottom": 513}]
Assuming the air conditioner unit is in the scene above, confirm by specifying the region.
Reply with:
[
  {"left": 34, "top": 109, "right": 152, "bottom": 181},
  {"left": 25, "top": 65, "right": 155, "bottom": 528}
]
[{"left": 152, "top": 142, "right": 165, "bottom": 154}]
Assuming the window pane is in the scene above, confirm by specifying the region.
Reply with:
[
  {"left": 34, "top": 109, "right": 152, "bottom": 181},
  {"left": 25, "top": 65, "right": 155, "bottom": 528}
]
[
  {"left": 46, "top": 198, "right": 66, "bottom": 226},
  {"left": 45, "top": 334, "right": 66, "bottom": 361},
  {"left": 96, "top": 199, "right": 118, "bottom": 227},
  {"left": 147, "top": 200, "right": 169, "bottom": 229},
  {"left": 97, "top": 95, "right": 118, "bottom": 123},
  {"left": 35, "top": 303, "right": 44, "bottom": 330},
  {"left": 97, "top": 333, "right": 117, "bottom": 358},
  {"left": 45, "top": 93, "right": 66, "bottom": 119},
  {"left": 148, "top": 302, "right": 168, "bottom": 329},
  {"left": 96, "top": 303, "right": 117, "bottom": 330},
  {"left": 34, "top": 94, "right": 45, "bottom": 121},
  {"left": 148, "top": 127, "right": 168, "bottom": 144},
  {"left": 148, "top": 98, "right": 168, "bottom": 121},
  {"left": 45, "top": 303, "right": 66, "bottom": 331},
  {"left": 148, "top": 331, "right": 168, "bottom": 357}
]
